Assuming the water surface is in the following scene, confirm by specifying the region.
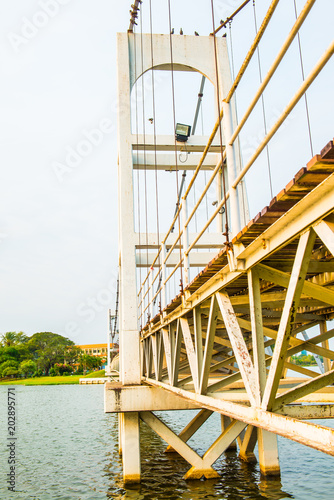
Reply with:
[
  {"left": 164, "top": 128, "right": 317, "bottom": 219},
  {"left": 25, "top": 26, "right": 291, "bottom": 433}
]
[{"left": 0, "top": 385, "right": 333, "bottom": 499}]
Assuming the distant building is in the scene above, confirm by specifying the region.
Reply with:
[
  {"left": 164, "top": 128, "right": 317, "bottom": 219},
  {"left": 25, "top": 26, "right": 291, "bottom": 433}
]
[{"left": 76, "top": 343, "right": 119, "bottom": 358}]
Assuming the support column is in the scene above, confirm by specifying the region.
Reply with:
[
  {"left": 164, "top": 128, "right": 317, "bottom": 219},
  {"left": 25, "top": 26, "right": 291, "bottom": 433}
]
[
  {"left": 248, "top": 266, "right": 280, "bottom": 475},
  {"left": 257, "top": 429, "right": 280, "bottom": 476},
  {"left": 122, "top": 412, "right": 141, "bottom": 484}
]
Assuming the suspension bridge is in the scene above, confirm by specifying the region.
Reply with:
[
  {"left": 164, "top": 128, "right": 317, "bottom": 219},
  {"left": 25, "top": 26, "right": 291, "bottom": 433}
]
[{"left": 104, "top": 0, "right": 334, "bottom": 484}]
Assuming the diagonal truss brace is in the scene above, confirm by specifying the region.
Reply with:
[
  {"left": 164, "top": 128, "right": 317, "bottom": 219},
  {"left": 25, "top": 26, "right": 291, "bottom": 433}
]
[
  {"left": 165, "top": 409, "right": 213, "bottom": 452},
  {"left": 140, "top": 411, "right": 239, "bottom": 479},
  {"left": 262, "top": 229, "right": 317, "bottom": 410},
  {"left": 273, "top": 369, "right": 334, "bottom": 410},
  {"left": 216, "top": 291, "right": 259, "bottom": 406}
]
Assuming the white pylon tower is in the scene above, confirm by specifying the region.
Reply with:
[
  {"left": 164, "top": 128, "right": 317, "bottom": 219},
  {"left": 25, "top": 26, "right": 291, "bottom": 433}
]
[{"left": 110, "top": 30, "right": 250, "bottom": 483}]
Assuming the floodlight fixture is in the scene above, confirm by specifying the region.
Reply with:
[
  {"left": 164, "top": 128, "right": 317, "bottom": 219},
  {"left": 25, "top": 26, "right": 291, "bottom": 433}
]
[{"left": 175, "top": 123, "right": 191, "bottom": 142}]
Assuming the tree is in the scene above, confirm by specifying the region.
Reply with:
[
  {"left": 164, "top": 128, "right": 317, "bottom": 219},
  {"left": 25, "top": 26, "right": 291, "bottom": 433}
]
[
  {"left": 54, "top": 363, "right": 73, "bottom": 375},
  {"left": 78, "top": 354, "right": 101, "bottom": 374},
  {"left": 2, "top": 367, "right": 19, "bottom": 378},
  {"left": 19, "top": 360, "right": 37, "bottom": 378},
  {"left": 27, "top": 332, "right": 75, "bottom": 375},
  {"left": 0, "top": 360, "right": 19, "bottom": 377},
  {"left": 64, "top": 345, "right": 81, "bottom": 365},
  {"left": 0, "top": 331, "right": 28, "bottom": 347},
  {"left": 1, "top": 332, "right": 17, "bottom": 347}
]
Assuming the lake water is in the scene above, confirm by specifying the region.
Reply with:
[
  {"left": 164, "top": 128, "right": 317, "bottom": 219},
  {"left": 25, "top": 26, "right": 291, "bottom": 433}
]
[{"left": 1, "top": 384, "right": 334, "bottom": 500}]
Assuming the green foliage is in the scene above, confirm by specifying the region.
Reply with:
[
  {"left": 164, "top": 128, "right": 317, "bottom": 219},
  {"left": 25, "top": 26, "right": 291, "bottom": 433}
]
[
  {"left": 1, "top": 331, "right": 28, "bottom": 347},
  {"left": 0, "top": 345, "right": 30, "bottom": 365},
  {"left": 53, "top": 363, "right": 73, "bottom": 375},
  {"left": 0, "top": 330, "right": 103, "bottom": 381},
  {"left": 19, "top": 360, "right": 37, "bottom": 378},
  {"left": 78, "top": 353, "right": 102, "bottom": 374},
  {"left": 2, "top": 367, "right": 19, "bottom": 378},
  {"left": 28, "top": 332, "right": 75, "bottom": 375},
  {"left": 0, "top": 359, "right": 19, "bottom": 377},
  {"left": 63, "top": 346, "right": 81, "bottom": 365},
  {"left": 291, "top": 354, "right": 317, "bottom": 366}
]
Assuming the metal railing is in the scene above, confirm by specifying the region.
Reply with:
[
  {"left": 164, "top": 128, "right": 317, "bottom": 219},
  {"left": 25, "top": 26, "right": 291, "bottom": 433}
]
[{"left": 137, "top": 0, "right": 333, "bottom": 328}]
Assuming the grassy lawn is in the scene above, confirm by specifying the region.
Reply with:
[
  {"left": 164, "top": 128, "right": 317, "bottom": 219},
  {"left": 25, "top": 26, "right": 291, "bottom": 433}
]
[
  {"left": 0, "top": 370, "right": 106, "bottom": 386},
  {"left": 83, "top": 369, "right": 105, "bottom": 378}
]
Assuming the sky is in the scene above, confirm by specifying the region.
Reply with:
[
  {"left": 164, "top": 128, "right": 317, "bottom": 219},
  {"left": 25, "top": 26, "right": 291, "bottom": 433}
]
[{"left": 0, "top": 0, "right": 333, "bottom": 345}]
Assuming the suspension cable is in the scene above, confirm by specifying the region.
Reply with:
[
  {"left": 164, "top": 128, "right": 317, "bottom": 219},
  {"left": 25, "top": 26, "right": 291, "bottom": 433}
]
[
  {"left": 293, "top": 0, "right": 314, "bottom": 157},
  {"left": 210, "top": 0, "right": 229, "bottom": 243},
  {"left": 252, "top": 0, "right": 274, "bottom": 199},
  {"left": 167, "top": 0, "right": 184, "bottom": 293}
]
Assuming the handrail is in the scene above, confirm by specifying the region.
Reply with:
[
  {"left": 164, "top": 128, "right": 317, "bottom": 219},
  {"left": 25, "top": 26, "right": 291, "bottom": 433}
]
[
  {"left": 232, "top": 42, "right": 334, "bottom": 189},
  {"left": 229, "top": 0, "right": 316, "bottom": 144},
  {"left": 137, "top": 0, "right": 329, "bottom": 328},
  {"left": 185, "top": 192, "right": 230, "bottom": 256},
  {"left": 225, "top": 0, "right": 280, "bottom": 104},
  {"left": 163, "top": 257, "right": 184, "bottom": 286},
  {"left": 185, "top": 157, "right": 223, "bottom": 228},
  {"left": 164, "top": 229, "right": 184, "bottom": 264}
]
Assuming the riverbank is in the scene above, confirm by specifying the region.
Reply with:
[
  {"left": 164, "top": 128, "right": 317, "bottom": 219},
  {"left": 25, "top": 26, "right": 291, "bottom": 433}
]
[{"left": 0, "top": 369, "right": 106, "bottom": 385}]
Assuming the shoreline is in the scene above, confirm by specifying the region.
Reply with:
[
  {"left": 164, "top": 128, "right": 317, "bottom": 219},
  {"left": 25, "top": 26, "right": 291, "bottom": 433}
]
[{"left": 0, "top": 370, "right": 106, "bottom": 386}]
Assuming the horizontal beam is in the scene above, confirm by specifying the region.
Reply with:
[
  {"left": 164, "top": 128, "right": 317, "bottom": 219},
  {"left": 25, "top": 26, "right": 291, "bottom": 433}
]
[
  {"left": 135, "top": 232, "right": 226, "bottom": 249},
  {"left": 133, "top": 152, "right": 218, "bottom": 170},
  {"left": 132, "top": 135, "right": 222, "bottom": 153},
  {"left": 204, "top": 388, "right": 334, "bottom": 403},
  {"left": 279, "top": 404, "right": 334, "bottom": 419},
  {"left": 136, "top": 252, "right": 218, "bottom": 267},
  {"left": 104, "top": 383, "right": 199, "bottom": 412},
  {"left": 146, "top": 378, "right": 334, "bottom": 456}
]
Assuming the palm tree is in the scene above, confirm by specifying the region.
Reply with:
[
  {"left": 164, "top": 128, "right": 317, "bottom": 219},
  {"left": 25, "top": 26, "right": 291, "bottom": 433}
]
[
  {"left": 1, "top": 332, "right": 17, "bottom": 347},
  {"left": 1, "top": 331, "right": 28, "bottom": 347},
  {"left": 14, "top": 332, "right": 28, "bottom": 344}
]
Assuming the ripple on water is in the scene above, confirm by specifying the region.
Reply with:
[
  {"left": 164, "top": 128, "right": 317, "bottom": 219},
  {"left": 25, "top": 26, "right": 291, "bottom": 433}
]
[{"left": 0, "top": 386, "right": 334, "bottom": 500}]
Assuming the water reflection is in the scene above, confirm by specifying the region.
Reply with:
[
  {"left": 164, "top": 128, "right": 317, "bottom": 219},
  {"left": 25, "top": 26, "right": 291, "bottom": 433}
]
[{"left": 258, "top": 475, "right": 293, "bottom": 499}]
